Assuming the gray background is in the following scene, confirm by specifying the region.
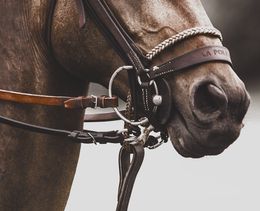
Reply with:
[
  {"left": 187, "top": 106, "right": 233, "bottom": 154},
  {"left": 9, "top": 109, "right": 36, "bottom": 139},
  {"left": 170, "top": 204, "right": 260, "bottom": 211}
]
[{"left": 66, "top": 1, "right": 260, "bottom": 210}]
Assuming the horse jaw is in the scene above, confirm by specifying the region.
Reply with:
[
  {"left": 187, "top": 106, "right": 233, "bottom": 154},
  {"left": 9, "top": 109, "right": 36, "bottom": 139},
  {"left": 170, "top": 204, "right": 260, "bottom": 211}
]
[{"left": 106, "top": 0, "right": 250, "bottom": 158}]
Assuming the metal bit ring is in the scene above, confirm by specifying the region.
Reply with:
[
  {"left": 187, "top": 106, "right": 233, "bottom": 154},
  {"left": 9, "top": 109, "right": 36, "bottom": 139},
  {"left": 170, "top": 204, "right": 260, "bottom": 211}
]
[{"left": 108, "top": 66, "right": 149, "bottom": 126}]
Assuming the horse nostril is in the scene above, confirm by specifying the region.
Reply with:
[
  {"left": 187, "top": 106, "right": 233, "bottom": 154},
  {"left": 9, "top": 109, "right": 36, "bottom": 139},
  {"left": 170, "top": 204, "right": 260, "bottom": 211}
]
[
  {"left": 206, "top": 84, "right": 228, "bottom": 110},
  {"left": 191, "top": 83, "right": 228, "bottom": 122}
]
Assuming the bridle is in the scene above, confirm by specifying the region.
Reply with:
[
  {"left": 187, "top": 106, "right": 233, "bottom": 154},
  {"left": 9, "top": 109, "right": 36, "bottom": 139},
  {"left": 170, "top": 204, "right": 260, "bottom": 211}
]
[{"left": 0, "top": 0, "right": 233, "bottom": 210}]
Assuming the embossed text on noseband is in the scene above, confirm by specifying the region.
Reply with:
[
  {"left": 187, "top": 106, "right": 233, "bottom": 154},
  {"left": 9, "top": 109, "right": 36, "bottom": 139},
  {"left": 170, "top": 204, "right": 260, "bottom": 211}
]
[{"left": 202, "top": 48, "right": 229, "bottom": 57}]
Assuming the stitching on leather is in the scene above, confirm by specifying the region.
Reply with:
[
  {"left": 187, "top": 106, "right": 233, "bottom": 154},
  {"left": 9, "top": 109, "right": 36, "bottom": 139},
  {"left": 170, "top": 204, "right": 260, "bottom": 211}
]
[
  {"left": 142, "top": 88, "right": 149, "bottom": 111},
  {"left": 145, "top": 88, "right": 149, "bottom": 111},
  {"left": 129, "top": 51, "right": 143, "bottom": 73},
  {"left": 155, "top": 69, "right": 175, "bottom": 78}
]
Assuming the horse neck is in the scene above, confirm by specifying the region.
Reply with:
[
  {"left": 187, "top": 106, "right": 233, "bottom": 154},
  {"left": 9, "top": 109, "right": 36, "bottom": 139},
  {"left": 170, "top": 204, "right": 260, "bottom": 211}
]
[
  {"left": 0, "top": 0, "right": 88, "bottom": 138},
  {"left": 0, "top": 2, "right": 84, "bottom": 210},
  {"left": 0, "top": 0, "right": 86, "bottom": 96}
]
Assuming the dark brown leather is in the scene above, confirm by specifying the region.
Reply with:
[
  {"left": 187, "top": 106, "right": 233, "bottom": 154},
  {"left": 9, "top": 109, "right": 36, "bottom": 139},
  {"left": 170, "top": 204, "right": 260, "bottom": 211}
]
[
  {"left": 117, "top": 141, "right": 144, "bottom": 211},
  {"left": 148, "top": 46, "right": 232, "bottom": 79},
  {"left": 0, "top": 115, "right": 124, "bottom": 144},
  {"left": 153, "top": 78, "right": 172, "bottom": 126},
  {"left": 139, "top": 46, "right": 232, "bottom": 129},
  {"left": 0, "top": 89, "right": 118, "bottom": 109}
]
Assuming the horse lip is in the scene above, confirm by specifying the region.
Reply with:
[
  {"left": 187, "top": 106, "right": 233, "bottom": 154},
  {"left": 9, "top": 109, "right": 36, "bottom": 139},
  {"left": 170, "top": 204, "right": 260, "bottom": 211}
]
[
  {"left": 174, "top": 136, "right": 206, "bottom": 158},
  {"left": 169, "top": 126, "right": 227, "bottom": 158},
  {"left": 167, "top": 111, "right": 231, "bottom": 158},
  {"left": 167, "top": 111, "right": 207, "bottom": 158}
]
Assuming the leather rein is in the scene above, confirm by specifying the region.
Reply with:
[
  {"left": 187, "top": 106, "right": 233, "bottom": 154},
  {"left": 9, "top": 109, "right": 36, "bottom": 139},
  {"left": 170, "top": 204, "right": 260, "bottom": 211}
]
[{"left": 0, "top": 0, "right": 233, "bottom": 210}]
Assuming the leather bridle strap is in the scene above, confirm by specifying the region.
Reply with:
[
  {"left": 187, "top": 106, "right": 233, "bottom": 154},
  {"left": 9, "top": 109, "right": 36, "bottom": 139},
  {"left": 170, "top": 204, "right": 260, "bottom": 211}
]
[
  {"left": 148, "top": 45, "right": 232, "bottom": 79},
  {"left": 82, "top": 0, "right": 148, "bottom": 74},
  {"left": 82, "top": 46, "right": 232, "bottom": 123},
  {"left": 0, "top": 115, "right": 124, "bottom": 144},
  {"left": 117, "top": 141, "right": 144, "bottom": 211},
  {"left": 81, "top": 0, "right": 151, "bottom": 120},
  {"left": 136, "top": 45, "right": 232, "bottom": 128},
  {"left": 0, "top": 89, "right": 118, "bottom": 109}
]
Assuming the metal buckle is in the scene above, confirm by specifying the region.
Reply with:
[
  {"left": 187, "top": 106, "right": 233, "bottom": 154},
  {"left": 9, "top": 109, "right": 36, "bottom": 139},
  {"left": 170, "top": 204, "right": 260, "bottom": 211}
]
[
  {"left": 91, "top": 95, "right": 98, "bottom": 109},
  {"left": 87, "top": 132, "right": 97, "bottom": 145}
]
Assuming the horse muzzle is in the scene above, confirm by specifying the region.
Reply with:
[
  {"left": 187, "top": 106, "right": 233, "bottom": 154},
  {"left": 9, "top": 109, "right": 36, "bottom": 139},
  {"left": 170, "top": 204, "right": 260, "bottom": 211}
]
[{"left": 167, "top": 75, "right": 250, "bottom": 158}]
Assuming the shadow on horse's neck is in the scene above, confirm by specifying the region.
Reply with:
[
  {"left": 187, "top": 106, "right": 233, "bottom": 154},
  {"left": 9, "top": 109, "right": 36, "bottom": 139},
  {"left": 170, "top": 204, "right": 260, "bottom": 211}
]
[
  {"left": 0, "top": 2, "right": 87, "bottom": 210},
  {"left": 0, "top": 0, "right": 86, "bottom": 97}
]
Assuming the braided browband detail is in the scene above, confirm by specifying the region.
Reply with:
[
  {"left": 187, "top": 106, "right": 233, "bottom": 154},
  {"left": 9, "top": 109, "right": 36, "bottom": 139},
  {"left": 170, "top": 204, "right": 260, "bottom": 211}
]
[{"left": 146, "top": 27, "right": 223, "bottom": 60}]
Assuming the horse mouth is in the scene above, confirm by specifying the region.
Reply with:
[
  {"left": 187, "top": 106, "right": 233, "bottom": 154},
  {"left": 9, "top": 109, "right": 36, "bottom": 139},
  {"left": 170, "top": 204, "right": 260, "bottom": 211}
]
[{"left": 166, "top": 111, "right": 239, "bottom": 158}]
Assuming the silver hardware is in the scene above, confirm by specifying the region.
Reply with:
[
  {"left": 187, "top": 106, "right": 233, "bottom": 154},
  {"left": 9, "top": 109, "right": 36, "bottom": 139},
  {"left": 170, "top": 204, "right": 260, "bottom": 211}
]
[
  {"left": 137, "top": 76, "right": 161, "bottom": 112},
  {"left": 87, "top": 132, "right": 97, "bottom": 145},
  {"left": 152, "top": 66, "right": 159, "bottom": 71},
  {"left": 134, "top": 125, "right": 155, "bottom": 146},
  {"left": 152, "top": 95, "right": 163, "bottom": 106},
  {"left": 117, "top": 128, "right": 129, "bottom": 135},
  {"left": 108, "top": 66, "right": 149, "bottom": 126},
  {"left": 91, "top": 95, "right": 98, "bottom": 109}
]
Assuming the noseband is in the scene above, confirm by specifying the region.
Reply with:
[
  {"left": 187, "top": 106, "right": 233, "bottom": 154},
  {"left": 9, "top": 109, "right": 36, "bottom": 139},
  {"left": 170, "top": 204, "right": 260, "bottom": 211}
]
[
  {"left": 78, "top": 0, "right": 231, "bottom": 133},
  {"left": 0, "top": 0, "right": 232, "bottom": 210}
]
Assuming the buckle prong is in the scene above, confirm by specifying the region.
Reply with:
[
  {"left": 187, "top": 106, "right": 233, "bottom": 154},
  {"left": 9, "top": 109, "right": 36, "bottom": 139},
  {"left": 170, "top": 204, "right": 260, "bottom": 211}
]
[
  {"left": 87, "top": 132, "right": 97, "bottom": 145},
  {"left": 91, "top": 95, "right": 98, "bottom": 109}
]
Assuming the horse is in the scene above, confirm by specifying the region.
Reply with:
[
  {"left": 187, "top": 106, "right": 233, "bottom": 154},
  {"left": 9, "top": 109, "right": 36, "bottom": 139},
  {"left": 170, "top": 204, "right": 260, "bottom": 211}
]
[{"left": 0, "top": 0, "right": 250, "bottom": 210}]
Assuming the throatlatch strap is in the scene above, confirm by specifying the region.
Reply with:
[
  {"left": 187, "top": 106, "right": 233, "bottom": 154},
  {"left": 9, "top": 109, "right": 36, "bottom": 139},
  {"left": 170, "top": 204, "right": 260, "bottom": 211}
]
[
  {"left": 0, "top": 89, "right": 118, "bottom": 109},
  {"left": 117, "top": 142, "right": 144, "bottom": 211}
]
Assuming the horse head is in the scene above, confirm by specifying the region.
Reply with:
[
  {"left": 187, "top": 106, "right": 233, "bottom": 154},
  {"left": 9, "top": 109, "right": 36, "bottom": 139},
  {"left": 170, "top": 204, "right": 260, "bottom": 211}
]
[
  {"left": 0, "top": 0, "right": 251, "bottom": 210},
  {"left": 51, "top": 0, "right": 250, "bottom": 158}
]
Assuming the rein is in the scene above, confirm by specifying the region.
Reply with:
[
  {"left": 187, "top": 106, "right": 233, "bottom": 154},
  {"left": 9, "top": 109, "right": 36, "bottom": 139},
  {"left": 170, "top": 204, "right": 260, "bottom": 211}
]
[{"left": 0, "top": 0, "right": 233, "bottom": 210}]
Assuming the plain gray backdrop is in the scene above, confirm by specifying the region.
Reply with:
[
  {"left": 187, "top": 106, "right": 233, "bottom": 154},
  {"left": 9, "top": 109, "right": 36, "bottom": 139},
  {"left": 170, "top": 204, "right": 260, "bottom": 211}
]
[{"left": 65, "top": 84, "right": 259, "bottom": 211}]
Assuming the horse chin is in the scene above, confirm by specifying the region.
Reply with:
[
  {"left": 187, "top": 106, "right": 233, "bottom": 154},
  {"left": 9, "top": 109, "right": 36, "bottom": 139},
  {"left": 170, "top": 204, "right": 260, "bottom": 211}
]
[{"left": 166, "top": 111, "right": 241, "bottom": 158}]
